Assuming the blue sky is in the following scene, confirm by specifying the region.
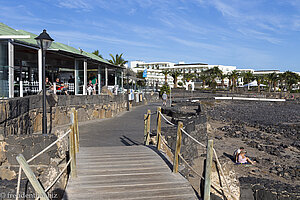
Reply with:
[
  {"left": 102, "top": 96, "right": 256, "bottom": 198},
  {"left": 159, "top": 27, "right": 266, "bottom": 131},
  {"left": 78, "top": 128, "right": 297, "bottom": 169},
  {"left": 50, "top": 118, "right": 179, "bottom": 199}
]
[{"left": 0, "top": 0, "right": 300, "bottom": 71}]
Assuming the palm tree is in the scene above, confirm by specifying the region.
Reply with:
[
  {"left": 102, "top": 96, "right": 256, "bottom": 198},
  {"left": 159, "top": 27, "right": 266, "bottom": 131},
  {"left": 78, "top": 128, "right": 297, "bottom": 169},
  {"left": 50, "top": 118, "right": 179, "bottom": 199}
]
[
  {"left": 241, "top": 71, "right": 253, "bottom": 85},
  {"left": 108, "top": 53, "right": 128, "bottom": 66},
  {"left": 226, "top": 73, "right": 232, "bottom": 89},
  {"left": 228, "top": 70, "right": 239, "bottom": 92},
  {"left": 220, "top": 74, "right": 227, "bottom": 88},
  {"left": 184, "top": 73, "right": 195, "bottom": 82},
  {"left": 206, "top": 66, "right": 223, "bottom": 89},
  {"left": 169, "top": 70, "right": 181, "bottom": 88},
  {"left": 92, "top": 50, "right": 103, "bottom": 59},
  {"left": 282, "top": 71, "right": 300, "bottom": 91},
  {"left": 266, "top": 73, "right": 278, "bottom": 92},
  {"left": 198, "top": 70, "right": 209, "bottom": 88},
  {"left": 254, "top": 75, "right": 265, "bottom": 93},
  {"left": 161, "top": 69, "right": 169, "bottom": 84}
]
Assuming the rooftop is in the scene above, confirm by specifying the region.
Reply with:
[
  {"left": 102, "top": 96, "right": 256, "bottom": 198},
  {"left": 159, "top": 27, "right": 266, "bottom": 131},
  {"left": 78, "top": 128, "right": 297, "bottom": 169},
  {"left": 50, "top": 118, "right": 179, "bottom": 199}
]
[
  {"left": 0, "top": 23, "right": 118, "bottom": 67},
  {"left": 174, "top": 62, "right": 207, "bottom": 66}
]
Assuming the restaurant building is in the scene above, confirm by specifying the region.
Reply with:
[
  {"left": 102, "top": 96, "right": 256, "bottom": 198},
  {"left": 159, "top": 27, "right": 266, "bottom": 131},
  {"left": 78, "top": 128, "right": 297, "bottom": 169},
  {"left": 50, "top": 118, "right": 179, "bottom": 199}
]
[{"left": 0, "top": 23, "right": 124, "bottom": 98}]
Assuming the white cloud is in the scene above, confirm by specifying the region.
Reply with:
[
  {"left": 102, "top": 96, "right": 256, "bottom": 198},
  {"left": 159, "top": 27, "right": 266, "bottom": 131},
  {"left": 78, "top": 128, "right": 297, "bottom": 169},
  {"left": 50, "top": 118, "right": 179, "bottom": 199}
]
[
  {"left": 58, "top": 0, "right": 92, "bottom": 10},
  {"left": 50, "top": 30, "right": 160, "bottom": 48}
]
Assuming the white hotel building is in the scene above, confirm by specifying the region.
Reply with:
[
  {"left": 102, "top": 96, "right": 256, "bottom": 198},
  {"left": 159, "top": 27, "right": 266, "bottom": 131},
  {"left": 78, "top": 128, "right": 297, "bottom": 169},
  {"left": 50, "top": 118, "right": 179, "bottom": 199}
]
[{"left": 130, "top": 60, "right": 237, "bottom": 89}]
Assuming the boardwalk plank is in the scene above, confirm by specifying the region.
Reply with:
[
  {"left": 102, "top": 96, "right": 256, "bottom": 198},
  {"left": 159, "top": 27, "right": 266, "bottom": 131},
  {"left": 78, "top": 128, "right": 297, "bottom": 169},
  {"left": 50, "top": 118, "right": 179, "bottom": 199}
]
[{"left": 63, "top": 146, "right": 197, "bottom": 200}]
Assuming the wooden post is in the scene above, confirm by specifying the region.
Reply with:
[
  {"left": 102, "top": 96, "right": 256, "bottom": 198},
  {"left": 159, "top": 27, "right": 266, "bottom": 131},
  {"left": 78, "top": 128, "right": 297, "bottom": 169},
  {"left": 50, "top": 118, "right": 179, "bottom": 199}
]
[
  {"left": 71, "top": 109, "right": 78, "bottom": 153},
  {"left": 173, "top": 121, "right": 183, "bottom": 173},
  {"left": 143, "top": 114, "right": 148, "bottom": 145},
  {"left": 146, "top": 110, "right": 151, "bottom": 145},
  {"left": 16, "top": 154, "right": 50, "bottom": 200},
  {"left": 74, "top": 109, "right": 79, "bottom": 152},
  {"left": 204, "top": 139, "right": 213, "bottom": 200},
  {"left": 69, "top": 125, "right": 77, "bottom": 178},
  {"left": 156, "top": 107, "right": 162, "bottom": 150}
]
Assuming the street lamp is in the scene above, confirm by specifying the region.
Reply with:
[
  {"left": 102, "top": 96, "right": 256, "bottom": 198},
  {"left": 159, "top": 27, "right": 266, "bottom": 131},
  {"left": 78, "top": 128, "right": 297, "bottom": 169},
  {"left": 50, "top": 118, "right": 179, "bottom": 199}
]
[{"left": 35, "top": 30, "right": 54, "bottom": 135}]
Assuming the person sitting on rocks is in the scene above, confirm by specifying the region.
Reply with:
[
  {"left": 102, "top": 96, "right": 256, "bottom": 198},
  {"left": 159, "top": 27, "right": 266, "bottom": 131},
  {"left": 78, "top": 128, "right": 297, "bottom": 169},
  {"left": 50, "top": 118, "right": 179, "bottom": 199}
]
[
  {"left": 238, "top": 150, "right": 255, "bottom": 164},
  {"left": 233, "top": 147, "right": 245, "bottom": 163}
]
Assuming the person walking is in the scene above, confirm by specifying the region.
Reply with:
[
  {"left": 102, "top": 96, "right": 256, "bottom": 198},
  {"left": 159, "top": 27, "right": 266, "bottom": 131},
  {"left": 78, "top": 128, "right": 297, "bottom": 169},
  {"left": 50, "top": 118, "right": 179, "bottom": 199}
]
[{"left": 162, "top": 92, "right": 167, "bottom": 106}]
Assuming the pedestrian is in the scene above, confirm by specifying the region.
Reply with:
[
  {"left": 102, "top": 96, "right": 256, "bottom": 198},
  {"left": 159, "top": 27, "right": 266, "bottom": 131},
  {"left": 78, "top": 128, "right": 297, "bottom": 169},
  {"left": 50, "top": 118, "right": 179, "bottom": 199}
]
[{"left": 162, "top": 92, "right": 167, "bottom": 106}]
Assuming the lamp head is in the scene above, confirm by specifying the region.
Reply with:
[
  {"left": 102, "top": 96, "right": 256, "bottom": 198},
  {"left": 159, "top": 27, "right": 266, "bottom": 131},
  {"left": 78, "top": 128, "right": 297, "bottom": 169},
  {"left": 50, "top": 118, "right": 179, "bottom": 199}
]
[{"left": 35, "top": 29, "right": 54, "bottom": 50}]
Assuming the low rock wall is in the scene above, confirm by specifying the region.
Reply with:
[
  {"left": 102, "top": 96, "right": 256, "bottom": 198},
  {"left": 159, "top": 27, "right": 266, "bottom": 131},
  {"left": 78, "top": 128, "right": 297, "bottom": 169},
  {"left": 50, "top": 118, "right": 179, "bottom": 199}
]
[
  {"left": 0, "top": 93, "right": 158, "bottom": 136},
  {"left": 170, "top": 88, "right": 300, "bottom": 101},
  {"left": 0, "top": 92, "right": 158, "bottom": 198},
  {"left": 161, "top": 101, "right": 207, "bottom": 175}
]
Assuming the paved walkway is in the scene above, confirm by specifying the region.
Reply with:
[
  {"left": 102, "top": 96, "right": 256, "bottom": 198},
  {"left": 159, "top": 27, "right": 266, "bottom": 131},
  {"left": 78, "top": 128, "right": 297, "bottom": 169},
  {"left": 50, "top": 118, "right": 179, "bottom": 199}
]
[
  {"left": 78, "top": 103, "right": 160, "bottom": 147},
  {"left": 63, "top": 103, "right": 198, "bottom": 200}
]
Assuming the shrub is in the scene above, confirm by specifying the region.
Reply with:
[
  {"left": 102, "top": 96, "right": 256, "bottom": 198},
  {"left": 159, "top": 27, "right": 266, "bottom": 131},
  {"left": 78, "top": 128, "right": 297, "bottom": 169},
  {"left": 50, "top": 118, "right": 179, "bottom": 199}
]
[{"left": 160, "top": 83, "right": 170, "bottom": 96}]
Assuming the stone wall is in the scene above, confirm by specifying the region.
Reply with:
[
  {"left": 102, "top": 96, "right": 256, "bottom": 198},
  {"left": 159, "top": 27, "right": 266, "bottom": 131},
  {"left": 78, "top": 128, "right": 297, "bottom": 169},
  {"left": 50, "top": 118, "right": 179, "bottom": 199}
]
[
  {"left": 0, "top": 92, "right": 158, "bottom": 136},
  {"left": 170, "top": 88, "right": 300, "bottom": 101},
  {"left": 0, "top": 92, "right": 158, "bottom": 199},
  {"left": 0, "top": 128, "right": 69, "bottom": 199},
  {"left": 161, "top": 101, "right": 207, "bottom": 175}
]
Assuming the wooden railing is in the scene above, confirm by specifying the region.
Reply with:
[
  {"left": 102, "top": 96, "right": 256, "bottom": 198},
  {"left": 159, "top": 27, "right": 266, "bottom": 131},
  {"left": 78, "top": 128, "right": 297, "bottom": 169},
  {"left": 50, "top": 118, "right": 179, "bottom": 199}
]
[
  {"left": 15, "top": 108, "right": 79, "bottom": 200},
  {"left": 144, "top": 107, "right": 238, "bottom": 200}
]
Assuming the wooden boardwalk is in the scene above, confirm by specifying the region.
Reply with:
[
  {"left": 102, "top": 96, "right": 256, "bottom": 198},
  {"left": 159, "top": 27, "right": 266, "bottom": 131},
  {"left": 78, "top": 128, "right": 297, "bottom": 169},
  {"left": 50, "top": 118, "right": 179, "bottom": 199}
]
[{"left": 63, "top": 146, "right": 198, "bottom": 200}]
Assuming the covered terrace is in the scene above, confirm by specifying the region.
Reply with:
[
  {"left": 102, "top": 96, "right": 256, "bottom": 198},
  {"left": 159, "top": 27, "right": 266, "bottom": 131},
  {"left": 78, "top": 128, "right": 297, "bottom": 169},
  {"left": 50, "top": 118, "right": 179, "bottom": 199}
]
[{"left": 0, "top": 23, "right": 124, "bottom": 98}]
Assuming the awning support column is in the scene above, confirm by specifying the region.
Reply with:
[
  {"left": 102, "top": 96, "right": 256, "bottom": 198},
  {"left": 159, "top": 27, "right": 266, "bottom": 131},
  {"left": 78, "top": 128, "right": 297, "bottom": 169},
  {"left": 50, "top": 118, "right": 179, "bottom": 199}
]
[
  {"left": 105, "top": 66, "right": 108, "bottom": 86},
  {"left": 74, "top": 59, "right": 79, "bottom": 95},
  {"left": 8, "top": 40, "right": 14, "bottom": 98},
  {"left": 20, "top": 61, "right": 23, "bottom": 97},
  {"left": 83, "top": 59, "right": 87, "bottom": 95},
  {"left": 98, "top": 66, "right": 101, "bottom": 95},
  {"left": 115, "top": 70, "right": 117, "bottom": 86},
  {"left": 121, "top": 70, "right": 124, "bottom": 90},
  {"left": 38, "top": 49, "right": 42, "bottom": 91}
]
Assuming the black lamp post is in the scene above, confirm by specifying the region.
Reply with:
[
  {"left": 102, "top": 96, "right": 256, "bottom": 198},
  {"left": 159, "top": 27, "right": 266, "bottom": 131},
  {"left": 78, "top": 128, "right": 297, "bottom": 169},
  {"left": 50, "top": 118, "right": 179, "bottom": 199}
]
[{"left": 35, "top": 30, "right": 54, "bottom": 135}]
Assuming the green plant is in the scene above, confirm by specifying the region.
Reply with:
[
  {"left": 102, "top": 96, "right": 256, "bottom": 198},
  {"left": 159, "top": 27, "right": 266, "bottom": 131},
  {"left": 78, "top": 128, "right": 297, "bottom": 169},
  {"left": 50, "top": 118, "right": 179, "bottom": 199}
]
[
  {"left": 92, "top": 50, "right": 104, "bottom": 59},
  {"left": 159, "top": 83, "right": 170, "bottom": 95},
  {"left": 107, "top": 53, "right": 128, "bottom": 66},
  {"left": 178, "top": 82, "right": 183, "bottom": 86},
  {"left": 169, "top": 70, "right": 182, "bottom": 88}
]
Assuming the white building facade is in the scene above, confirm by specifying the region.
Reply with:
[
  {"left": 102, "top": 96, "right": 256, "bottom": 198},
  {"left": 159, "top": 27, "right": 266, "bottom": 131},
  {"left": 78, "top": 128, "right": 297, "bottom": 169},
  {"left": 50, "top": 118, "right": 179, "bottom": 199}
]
[{"left": 130, "top": 60, "right": 237, "bottom": 89}]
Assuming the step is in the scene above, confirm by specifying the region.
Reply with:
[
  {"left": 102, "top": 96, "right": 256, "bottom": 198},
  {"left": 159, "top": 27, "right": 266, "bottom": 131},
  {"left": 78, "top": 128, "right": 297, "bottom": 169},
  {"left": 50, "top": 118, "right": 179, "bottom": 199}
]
[
  {"left": 66, "top": 181, "right": 191, "bottom": 194},
  {"left": 65, "top": 185, "right": 196, "bottom": 200}
]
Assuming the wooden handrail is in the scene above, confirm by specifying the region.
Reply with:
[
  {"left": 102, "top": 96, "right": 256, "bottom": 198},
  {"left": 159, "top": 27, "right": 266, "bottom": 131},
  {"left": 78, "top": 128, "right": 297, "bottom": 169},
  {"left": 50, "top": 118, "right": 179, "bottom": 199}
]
[
  {"left": 156, "top": 107, "right": 162, "bottom": 150},
  {"left": 143, "top": 114, "right": 148, "bottom": 144},
  {"left": 204, "top": 140, "right": 213, "bottom": 200},
  {"left": 16, "top": 154, "right": 50, "bottom": 200},
  {"left": 15, "top": 109, "right": 80, "bottom": 200},
  {"left": 173, "top": 121, "right": 183, "bottom": 173},
  {"left": 151, "top": 108, "right": 239, "bottom": 200}
]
